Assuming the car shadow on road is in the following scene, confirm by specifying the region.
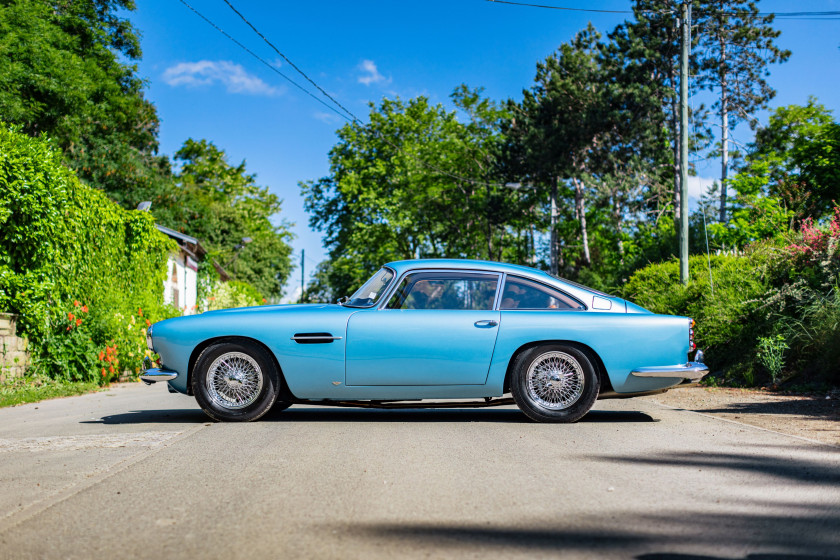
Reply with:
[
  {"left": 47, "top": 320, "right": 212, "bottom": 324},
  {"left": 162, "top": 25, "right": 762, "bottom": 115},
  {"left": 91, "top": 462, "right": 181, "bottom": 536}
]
[
  {"left": 262, "top": 407, "right": 657, "bottom": 424},
  {"left": 81, "top": 407, "right": 657, "bottom": 424},
  {"left": 80, "top": 409, "right": 209, "bottom": 425}
]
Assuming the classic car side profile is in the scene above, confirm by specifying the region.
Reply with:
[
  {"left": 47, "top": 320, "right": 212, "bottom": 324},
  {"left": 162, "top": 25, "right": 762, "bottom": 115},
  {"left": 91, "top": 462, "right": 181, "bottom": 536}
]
[{"left": 141, "top": 259, "right": 708, "bottom": 423}]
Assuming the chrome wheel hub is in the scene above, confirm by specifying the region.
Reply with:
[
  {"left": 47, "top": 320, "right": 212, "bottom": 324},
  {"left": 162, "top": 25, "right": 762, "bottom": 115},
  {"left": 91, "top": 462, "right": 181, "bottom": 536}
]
[
  {"left": 206, "top": 352, "right": 263, "bottom": 410},
  {"left": 526, "top": 351, "right": 584, "bottom": 410}
]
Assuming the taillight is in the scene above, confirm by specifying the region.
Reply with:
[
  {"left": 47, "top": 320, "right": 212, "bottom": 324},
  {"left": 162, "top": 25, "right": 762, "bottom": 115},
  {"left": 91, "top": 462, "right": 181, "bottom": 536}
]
[{"left": 689, "top": 318, "right": 697, "bottom": 351}]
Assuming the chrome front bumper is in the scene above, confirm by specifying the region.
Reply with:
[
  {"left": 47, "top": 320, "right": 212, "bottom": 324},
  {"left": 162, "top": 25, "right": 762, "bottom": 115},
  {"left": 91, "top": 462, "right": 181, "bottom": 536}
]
[
  {"left": 630, "top": 362, "right": 709, "bottom": 383},
  {"left": 140, "top": 368, "right": 178, "bottom": 385}
]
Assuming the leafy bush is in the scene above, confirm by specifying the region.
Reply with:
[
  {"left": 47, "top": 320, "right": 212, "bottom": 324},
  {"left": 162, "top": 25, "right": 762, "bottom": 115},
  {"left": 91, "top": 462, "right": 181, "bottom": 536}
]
[
  {"left": 202, "top": 280, "right": 265, "bottom": 311},
  {"left": 623, "top": 207, "right": 840, "bottom": 387},
  {"left": 0, "top": 125, "right": 175, "bottom": 381}
]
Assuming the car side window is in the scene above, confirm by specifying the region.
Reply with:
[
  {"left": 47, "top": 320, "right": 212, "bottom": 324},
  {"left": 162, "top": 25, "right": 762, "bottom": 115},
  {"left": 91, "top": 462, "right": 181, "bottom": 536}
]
[
  {"left": 385, "top": 272, "right": 499, "bottom": 310},
  {"left": 500, "top": 276, "right": 583, "bottom": 310}
]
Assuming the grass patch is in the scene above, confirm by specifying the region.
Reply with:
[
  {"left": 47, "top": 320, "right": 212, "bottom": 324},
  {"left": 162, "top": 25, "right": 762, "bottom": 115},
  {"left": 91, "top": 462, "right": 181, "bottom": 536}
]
[{"left": 0, "top": 376, "right": 102, "bottom": 408}]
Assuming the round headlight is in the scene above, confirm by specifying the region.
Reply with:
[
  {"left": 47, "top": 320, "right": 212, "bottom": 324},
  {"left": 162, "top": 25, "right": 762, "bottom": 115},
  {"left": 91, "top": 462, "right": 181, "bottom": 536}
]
[{"left": 146, "top": 323, "right": 155, "bottom": 352}]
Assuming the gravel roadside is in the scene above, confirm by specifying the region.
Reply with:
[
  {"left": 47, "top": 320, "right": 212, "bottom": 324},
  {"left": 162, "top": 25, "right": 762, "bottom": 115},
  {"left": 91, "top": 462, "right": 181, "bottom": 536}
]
[{"left": 642, "top": 386, "right": 840, "bottom": 447}]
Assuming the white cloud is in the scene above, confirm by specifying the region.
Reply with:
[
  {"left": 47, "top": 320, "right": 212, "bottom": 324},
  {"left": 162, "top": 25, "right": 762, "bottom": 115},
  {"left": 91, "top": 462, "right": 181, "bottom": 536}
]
[
  {"left": 313, "top": 111, "right": 341, "bottom": 124},
  {"left": 686, "top": 175, "right": 717, "bottom": 200},
  {"left": 163, "top": 61, "right": 281, "bottom": 96},
  {"left": 357, "top": 59, "right": 391, "bottom": 86}
]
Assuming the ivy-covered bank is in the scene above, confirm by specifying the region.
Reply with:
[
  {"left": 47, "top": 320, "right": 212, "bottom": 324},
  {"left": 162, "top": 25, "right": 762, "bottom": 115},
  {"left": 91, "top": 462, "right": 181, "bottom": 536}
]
[{"left": 0, "top": 126, "right": 177, "bottom": 385}]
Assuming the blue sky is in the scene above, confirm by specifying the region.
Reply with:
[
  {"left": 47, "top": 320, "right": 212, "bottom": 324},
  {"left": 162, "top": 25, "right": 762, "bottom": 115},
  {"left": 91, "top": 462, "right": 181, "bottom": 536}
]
[{"left": 130, "top": 0, "right": 840, "bottom": 300}]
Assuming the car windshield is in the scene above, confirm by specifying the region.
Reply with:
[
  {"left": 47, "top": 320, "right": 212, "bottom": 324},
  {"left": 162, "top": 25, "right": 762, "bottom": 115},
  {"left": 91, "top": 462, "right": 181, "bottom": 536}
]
[{"left": 344, "top": 267, "right": 396, "bottom": 307}]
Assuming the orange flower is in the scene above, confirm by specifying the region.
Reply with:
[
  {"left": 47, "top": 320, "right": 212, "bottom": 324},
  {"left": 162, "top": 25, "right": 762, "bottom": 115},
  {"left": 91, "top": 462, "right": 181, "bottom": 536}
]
[
  {"left": 109, "top": 365, "right": 115, "bottom": 374},
  {"left": 66, "top": 326, "right": 71, "bottom": 331},
  {"left": 73, "top": 300, "right": 80, "bottom": 307},
  {"left": 81, "top": 305, "right": 88, "bottom": 313},
  {"left": 138, "top": 308, "right": 143, "bottom": 317},
  {"left": 76, "top": 318, "right": 82, "bottom": 326},
  {"left": 101, "top": 368, "right": 106, "bottom": 377},
  {"left": 98, "top": 351, "right": 104, "bottom": 361},
  {"left": 145, "top": 319, "right": 151, "bottom": 327},
  {"left": 262, "top": 298, "right": 267, "bottom": 304},
  {"left": 68, "top": 312, "right": 74, "bottom": 321}
]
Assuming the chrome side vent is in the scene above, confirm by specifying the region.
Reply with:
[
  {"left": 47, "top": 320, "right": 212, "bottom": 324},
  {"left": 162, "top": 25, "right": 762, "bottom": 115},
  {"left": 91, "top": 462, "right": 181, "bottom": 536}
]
[{"left": 291, "top": 333, "right": 342, "bottom": 344}]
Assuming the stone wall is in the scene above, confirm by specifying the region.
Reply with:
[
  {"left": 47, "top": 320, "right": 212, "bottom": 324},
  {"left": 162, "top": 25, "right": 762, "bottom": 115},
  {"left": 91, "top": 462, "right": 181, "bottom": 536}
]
[{"left": 0, "top": 313, "right": 30, "bottom": 381}]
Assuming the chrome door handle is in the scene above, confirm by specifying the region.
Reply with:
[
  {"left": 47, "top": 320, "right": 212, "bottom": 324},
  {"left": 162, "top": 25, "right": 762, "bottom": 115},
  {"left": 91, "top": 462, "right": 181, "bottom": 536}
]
[{"left": 474, "top": 320, "right": 498, "bottom": 328}]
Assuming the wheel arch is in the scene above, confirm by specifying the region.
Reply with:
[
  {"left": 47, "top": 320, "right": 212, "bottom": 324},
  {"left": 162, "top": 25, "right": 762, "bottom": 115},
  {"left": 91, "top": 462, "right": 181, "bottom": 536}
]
[
  {"left": 186, "top": 336, "right": 288, "bottom": 397},
  {"left": 502, "top": 340, "right": 613, "bottom": 395}
]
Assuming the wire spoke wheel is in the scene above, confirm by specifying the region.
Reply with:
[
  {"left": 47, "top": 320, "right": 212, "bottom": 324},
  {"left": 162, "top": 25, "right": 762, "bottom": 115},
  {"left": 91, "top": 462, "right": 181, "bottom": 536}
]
[
  {"left": 526, "top": 351, "right": 585, "bottom": 410},
  {"left": 206, "top": 351, "right": 264, "bottom": 410}
]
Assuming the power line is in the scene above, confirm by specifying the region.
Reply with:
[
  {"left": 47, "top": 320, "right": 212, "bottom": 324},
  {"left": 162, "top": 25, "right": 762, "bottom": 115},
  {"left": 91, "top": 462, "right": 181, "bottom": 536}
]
[
  {"left": 212, "top": 0, "right": 509, "bottom": 188},
  {"left": 486, "top": 0, "right": 639, "bottom": 14},
  {"left": 176, "top": 0, "right": 351, "bottom": 123},
  {"left": 220, "top": 0, "right": 359, "bottom": 122},
  {"left": 486, "top": 0, "right": 840, "bottom": 19}
]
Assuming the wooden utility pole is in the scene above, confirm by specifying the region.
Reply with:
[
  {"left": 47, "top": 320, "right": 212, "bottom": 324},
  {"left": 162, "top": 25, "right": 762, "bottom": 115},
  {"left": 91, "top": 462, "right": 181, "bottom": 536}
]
[{"left": 679, "top": 0, "right": 691, "bottom": 285}]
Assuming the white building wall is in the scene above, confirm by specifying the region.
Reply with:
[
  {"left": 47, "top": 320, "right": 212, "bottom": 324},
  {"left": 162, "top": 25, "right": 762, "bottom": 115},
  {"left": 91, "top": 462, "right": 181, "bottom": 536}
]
[{"left": 162, "top": 252, "right": 198, "bottom": 315}]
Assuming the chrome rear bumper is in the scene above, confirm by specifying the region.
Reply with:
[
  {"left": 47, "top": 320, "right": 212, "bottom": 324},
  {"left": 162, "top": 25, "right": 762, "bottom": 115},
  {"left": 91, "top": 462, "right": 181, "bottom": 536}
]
[
  {"left": 630, "top": 362, "right": 709, "bottom": 383},
  {"left": 140, "top": 368, "right": 178, "bottom": 385}
]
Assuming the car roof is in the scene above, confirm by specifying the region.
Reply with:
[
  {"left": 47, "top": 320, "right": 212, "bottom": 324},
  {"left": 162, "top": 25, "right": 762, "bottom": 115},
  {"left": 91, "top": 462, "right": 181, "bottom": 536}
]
[{"left": 382, "top": 259, "right": 609, "bottom": 302}]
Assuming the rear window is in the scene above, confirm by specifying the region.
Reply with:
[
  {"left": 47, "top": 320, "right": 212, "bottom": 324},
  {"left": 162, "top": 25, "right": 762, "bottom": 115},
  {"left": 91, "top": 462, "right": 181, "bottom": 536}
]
[{"left": 500, "top": 276, "right": 584, "bottom": 310}]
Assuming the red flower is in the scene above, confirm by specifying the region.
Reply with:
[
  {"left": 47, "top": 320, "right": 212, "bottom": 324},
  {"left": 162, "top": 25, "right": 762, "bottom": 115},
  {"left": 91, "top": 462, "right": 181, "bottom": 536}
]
[
  {"left": 73, "top": 300, "right": 80, "bottom": 307},
  {"left": 81, "top": 305, "right": 88, "bottom": 313},
  {"left": 66, "top": 326, "right": 71, "bottom": 331},
  {"left": 76, "top": 318, "right": 82, "bottom": 326},
  {"left": 68, "top": 312, "right": 75, "bottom": 321},
  {"left": 98, "top": 351, "right": 105, "bottom": 361}
]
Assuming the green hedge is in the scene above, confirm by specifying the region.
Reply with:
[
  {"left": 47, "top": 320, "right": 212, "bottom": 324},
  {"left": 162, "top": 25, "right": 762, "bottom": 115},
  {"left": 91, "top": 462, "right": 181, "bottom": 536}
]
[{"left": 0, "top": 125, "right": 175, "bottom": 382}]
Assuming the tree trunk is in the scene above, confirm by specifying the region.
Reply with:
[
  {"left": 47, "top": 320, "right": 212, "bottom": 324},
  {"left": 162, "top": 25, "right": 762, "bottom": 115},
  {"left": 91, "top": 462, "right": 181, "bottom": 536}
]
[
  {"left": 719, "top": 39, "right": 729, "bottom": 223},
  {"left": 572, "top": 177, "right": 591, "bottom": 267},
  {"left": 613, "top": 194, "right": 625, "bottom": 262},
  {"left": 550, "top": 179, "right": 559, "bottom": 276}
]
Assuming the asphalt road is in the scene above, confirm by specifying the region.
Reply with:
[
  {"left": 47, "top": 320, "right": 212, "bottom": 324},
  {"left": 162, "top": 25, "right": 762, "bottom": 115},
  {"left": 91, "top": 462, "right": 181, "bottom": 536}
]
[{"left": 0, "top": 383, "right": 837, "bottom": 560}]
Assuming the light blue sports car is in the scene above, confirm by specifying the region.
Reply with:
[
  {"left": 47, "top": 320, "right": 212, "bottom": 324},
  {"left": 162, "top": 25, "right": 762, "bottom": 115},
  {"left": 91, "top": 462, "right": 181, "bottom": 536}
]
[{"left": 141, "top": 259, "right": 707, "bottom": 422}]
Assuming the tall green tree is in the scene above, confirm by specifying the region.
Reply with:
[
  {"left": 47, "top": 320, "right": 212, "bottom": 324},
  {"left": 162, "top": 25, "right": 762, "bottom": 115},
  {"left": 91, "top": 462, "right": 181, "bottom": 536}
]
[
  {"left": 607, "top": 1, "right": 711, "bottom": 232},
  {"left": 302, "top": 91, "right": 518, "bottom": 299},
  {"left": 745, "top": 99, "right": 840, "bottom": 219},
  {"left": 156, "top": 139, "right": 294, "bottom": 300},
  {"left": 695, "top": 0, "right": 790, "bottom": 222},
  {"left": 0, "top": 0, "right": 170, "bottom": 208}
]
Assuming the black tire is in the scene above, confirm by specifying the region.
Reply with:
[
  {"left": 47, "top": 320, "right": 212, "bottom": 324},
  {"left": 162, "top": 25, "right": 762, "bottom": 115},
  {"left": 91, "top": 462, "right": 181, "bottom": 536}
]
[
  {"left": 272, "top": 400, "right": 293, "bottom": 412},
  {"left": 510, "top": 344, "right": 599, "bottom": 423},
  {"left": 192, "top": 340, "right": 281, "bottom": 422}
]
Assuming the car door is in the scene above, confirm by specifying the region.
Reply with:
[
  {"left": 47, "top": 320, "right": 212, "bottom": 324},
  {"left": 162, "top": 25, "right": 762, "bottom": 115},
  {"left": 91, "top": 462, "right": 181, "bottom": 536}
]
[{"left": 345, "top": 270, "right": 502, "bottom": 386}]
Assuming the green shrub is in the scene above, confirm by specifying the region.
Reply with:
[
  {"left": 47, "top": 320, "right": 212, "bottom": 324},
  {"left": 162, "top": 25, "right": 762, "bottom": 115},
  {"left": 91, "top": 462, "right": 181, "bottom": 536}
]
[
  {"left": 0, "top": 125, "right": 175, "bottom": 381},
  {"left": 623, "top": 208, "right": 840, "bottom": 387},
  {"left": 622, "top": 249, "right": 775, "bottom": 385},
  {"left": 203, "top": 280, "right": 265, "bottom": 311}
]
